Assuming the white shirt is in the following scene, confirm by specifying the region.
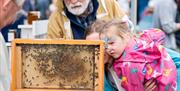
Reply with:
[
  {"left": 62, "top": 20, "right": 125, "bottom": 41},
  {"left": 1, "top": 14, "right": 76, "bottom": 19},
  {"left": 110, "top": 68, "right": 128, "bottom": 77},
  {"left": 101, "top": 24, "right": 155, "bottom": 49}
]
[{"left": 0, "top": 33, "right": 10, "bottom": 91}]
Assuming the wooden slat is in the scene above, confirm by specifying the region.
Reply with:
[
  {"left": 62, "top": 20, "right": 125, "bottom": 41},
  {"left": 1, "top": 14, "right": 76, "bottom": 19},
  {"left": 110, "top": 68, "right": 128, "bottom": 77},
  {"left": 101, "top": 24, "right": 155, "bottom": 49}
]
[
  {"left": 13, "top": 39, "right": 104, "bottom": 45},
  {"left": 99, "top": 43, "right": 104, "bottom": 91},
  {"left": 16, "top": 47, "right": 22, "bottom": 88},
  {"left": 11, "top": 40, "right": 17, "bottom": 91}
]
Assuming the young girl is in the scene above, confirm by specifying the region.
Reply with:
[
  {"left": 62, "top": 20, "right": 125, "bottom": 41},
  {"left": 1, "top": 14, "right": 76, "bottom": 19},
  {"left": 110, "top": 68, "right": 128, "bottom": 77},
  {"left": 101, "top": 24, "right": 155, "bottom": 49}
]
[
  {"left": 86, "top": 20, "right": 160, "bottom": 91},
  {"left": 86, "top": 20, "right": 121, "bottom": 91},
  {"left": 98, "top": 19, "right": 177, "bottom": 91}
]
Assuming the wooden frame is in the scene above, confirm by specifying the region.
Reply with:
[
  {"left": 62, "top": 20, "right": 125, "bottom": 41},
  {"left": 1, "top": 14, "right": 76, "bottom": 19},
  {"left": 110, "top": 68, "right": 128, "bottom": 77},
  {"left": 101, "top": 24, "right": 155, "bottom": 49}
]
[{"left": 11, "top": 39, "right": 104, "bottom": 91}]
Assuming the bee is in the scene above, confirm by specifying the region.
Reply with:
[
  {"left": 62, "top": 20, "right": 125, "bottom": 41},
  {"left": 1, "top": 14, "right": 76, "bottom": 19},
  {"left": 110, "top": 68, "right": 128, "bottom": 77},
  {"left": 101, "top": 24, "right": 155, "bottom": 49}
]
[
  {"left": 36, "top": 84, "right": 39, "bottom": 86},
  {"left": 29, "top": 82, "right": 32, "bottom": 86},
  {"left": 34, "top": 67, "right": 37, "bottom": 71}
]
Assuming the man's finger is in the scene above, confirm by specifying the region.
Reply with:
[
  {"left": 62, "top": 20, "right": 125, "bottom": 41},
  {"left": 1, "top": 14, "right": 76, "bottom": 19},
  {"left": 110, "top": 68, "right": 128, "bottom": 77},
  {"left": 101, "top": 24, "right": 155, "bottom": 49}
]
[
  {"left": 145, "top": 79, "right": 154, "bottom": 87},
  {"left": 146, "top": 81, "right": 156, "bottom": 90},
  {"left": 149, "top": 84, "right": 157, "bottom": 91}
]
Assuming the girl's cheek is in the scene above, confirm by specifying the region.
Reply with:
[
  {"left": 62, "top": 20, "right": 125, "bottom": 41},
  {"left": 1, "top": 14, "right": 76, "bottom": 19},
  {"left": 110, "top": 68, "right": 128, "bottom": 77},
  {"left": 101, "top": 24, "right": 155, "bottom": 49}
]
[{"left": 105, "top": 49, "right": 109, "bottom": 54}]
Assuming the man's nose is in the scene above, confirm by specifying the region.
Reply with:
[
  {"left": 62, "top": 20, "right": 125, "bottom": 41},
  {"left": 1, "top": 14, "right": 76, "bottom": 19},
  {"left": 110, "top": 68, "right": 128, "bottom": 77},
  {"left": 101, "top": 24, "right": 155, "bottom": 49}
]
[{"left": 70, "top": 0, "right": 78, "bottom": 4}]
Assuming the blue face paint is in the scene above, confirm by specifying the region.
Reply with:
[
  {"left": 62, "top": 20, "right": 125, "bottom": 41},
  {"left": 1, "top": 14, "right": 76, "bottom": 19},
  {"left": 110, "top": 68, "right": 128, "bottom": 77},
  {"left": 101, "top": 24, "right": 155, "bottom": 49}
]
[{"left": 102, "top": 37, "right": 110, "bottom": 49}]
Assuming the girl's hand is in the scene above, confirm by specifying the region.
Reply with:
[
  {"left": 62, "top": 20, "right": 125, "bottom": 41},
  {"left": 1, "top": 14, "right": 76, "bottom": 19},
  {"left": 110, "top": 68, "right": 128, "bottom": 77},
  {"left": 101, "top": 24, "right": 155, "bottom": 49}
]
[{"left": 144, "top": 79, "right": 157, "bottom": 91}]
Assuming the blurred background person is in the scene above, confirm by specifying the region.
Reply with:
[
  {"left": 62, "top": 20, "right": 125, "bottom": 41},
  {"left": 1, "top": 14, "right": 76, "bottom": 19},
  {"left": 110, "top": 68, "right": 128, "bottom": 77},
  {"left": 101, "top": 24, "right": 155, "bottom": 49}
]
[
  {"left": 0, "top": 0, "right": 29, "bottom": 42},
  {"left": 137, "top": 0, "right": 149, "bottom": 23},
  {"left": 153, "top": 0, "right": 180, "bottom": 49},
  {"left": 137, "top": 0, "right": 159, "bottom": 31},
  {"left": 175, "top": 0, "right": 180, "bottom": 49},
  {"left": 22, "top": 0, "right": 36, "bottom": 12},
  {"left": 36, "top": 0, "right": 50, "bottom": 19}
]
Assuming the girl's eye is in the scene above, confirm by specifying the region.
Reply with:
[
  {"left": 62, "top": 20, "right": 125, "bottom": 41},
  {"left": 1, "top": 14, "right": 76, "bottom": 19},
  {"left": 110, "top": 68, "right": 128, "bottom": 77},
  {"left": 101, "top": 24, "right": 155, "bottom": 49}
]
[{"left": 108, "top": 42, "right": 114, "bottom": 45}]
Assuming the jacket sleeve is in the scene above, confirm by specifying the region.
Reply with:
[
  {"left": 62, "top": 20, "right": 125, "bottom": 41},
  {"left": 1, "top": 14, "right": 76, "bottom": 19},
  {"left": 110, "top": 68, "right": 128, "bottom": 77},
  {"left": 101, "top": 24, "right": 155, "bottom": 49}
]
[
  {"left": 47, "top": 12, "right": 64, "bottom": 39},
  {"left": 144, "top": 45, "right": 177, "bottom": 90}
]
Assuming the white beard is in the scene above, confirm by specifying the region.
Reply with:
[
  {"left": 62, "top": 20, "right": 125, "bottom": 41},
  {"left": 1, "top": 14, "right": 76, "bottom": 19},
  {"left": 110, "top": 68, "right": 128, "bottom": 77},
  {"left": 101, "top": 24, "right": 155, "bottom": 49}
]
[{"left": 65, "top": 0, "right": 90, "bottom": 16}]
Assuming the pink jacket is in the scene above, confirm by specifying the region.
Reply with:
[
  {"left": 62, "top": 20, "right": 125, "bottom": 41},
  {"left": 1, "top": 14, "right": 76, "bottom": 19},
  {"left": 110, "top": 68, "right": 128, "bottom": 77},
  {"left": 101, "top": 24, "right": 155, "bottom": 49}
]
[{"left": 113, "top": 29, "right": 177, "bottom": 91}]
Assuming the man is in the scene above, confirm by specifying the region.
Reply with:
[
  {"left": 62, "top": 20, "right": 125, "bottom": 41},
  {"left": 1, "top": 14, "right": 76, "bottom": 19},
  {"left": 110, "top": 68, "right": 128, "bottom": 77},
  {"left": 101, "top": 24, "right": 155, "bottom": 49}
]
[
  {"left": 47, "top": 0, "right": 128, "bottom": 39},
  {"left": 0, "top": 0, "right": 25, "bottom": 42},
  {"left": 0, "top": 0, "right": 24, "bottom": 91}
]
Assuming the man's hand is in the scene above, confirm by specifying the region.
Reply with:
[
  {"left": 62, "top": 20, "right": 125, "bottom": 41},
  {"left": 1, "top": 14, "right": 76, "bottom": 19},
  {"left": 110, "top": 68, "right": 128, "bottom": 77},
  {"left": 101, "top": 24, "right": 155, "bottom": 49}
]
[{"left": 144, "top": 79, "right": 157, "bottom": 91}]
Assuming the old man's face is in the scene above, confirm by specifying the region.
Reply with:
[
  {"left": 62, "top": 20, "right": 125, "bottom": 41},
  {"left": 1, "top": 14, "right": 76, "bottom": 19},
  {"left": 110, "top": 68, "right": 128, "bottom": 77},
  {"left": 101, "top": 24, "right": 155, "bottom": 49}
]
[{"left": 64, "top": 0, "right": 90, "bottom": 15}]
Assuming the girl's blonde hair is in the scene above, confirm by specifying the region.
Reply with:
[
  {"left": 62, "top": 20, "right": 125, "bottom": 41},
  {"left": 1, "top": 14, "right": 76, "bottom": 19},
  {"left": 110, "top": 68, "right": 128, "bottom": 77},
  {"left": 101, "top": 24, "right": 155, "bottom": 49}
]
[
  {"left": 99, "top": 19, "right": 134, "bottom": 39},
  {"left": 85, "top": 19, "right": 108, "bottom": 37}
]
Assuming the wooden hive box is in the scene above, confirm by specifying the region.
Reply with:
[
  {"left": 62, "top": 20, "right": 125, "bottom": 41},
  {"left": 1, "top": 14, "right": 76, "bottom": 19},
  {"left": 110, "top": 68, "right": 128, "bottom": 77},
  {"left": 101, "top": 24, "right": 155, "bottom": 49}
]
[{"left": 11, "top": 39, "right": 104, "bottom": 91}]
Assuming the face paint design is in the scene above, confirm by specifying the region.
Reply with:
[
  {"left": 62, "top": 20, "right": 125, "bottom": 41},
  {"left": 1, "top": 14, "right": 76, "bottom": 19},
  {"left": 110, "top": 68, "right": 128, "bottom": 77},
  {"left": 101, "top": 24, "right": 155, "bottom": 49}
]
[{"left": 102, "top": 37, "right": 110, "bottom": 49}]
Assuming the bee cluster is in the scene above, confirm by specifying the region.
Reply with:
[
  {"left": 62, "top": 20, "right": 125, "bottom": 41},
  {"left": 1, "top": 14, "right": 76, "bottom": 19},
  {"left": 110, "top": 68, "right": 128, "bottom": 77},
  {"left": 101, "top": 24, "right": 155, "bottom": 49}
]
[{"left": 18, "top": 44, "right": 100, "bottom": 90}]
